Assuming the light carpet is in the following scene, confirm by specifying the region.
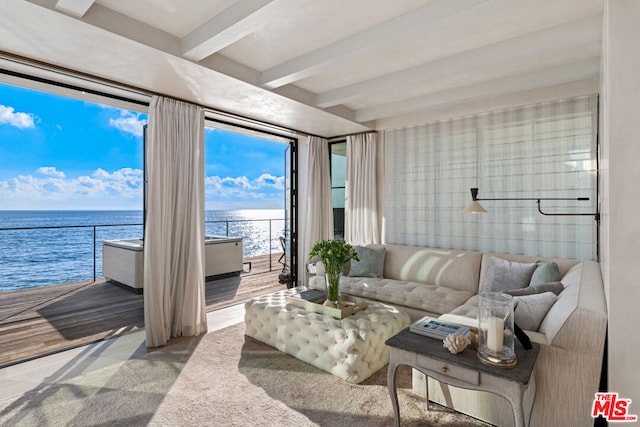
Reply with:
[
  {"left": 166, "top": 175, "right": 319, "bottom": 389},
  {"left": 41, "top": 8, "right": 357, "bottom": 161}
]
[{"left": 0, "top": 322, "right": 488, "bottom": 426}]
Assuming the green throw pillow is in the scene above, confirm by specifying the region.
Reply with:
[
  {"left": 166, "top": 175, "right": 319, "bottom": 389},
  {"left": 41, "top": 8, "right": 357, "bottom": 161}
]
[
  {"left": 529, "top": 261, "right": 561, "bottom": 287},
  {"left": 348, "top": 246, "right": 386, "bottom": 278}
]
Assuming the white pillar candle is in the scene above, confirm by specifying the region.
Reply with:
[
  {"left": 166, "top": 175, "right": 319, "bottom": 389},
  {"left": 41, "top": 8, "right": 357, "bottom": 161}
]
[{"left": 487, "top": 316, "right": 504, "bottom": 352}]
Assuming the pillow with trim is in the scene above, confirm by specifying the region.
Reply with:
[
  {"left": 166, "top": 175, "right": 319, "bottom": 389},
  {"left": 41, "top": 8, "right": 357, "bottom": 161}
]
[
  {"left": 483, "top": 257, "right": 538, "bottom": 293},
  {"left": 347, "top": 246, "right": 386, "bottom": 278},
  {"left": 513, "top": 292, "right": 558, "bottom": 331}
]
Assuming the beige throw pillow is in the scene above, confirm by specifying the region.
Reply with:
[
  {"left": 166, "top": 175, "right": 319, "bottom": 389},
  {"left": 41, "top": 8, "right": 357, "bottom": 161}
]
[{"left": 513, "top": 292, "right": 558, "bottom": 331}]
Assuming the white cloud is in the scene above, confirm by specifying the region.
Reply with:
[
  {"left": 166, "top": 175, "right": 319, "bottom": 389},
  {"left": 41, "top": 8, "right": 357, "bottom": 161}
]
[
  {"left": 109, "top": 110, "right": 147, "bottom": 137},
  {"left": 0, "top": 167, "right": 143, "bottom": 209},
  {"left": 205, "top": 174, "right": 284, "bottom": 192},
  {"left": 255, "top": 173, "right": 285, "bottom": 190},
  {"left": 37, "top": 166, "right": 65, "bottom": 178},
  {"left": 204, "top": 174, "right": 285, "bottom": 209},
  {"left": 0, "top": 168, "right": 283, "bottom": 210},
  {"left": 0, "top": 105, "right": 35, "bottom": 129}
]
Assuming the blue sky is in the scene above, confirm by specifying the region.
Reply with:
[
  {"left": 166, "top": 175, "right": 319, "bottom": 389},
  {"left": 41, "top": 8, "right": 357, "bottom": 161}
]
[{"left": 0, "top": 82, "right": 286, "bottom": 210}]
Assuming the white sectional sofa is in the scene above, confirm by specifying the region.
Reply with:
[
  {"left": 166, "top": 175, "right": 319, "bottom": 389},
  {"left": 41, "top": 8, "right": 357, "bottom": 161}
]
[{"left": 308, "top": 244, "right": 607, "bottom": 427}]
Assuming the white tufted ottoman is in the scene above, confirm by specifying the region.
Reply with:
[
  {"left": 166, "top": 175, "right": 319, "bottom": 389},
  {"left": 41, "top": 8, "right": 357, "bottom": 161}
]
[{"left": 244, "top": 288, "right": 410, "bottom": 384}]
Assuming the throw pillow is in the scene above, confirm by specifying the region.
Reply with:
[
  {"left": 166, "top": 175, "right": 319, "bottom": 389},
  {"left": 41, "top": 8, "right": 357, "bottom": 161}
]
[
  {"left": 348, "top": 246, "right": 386, "bottom": 278},
  {"left": 513, "top": 292, "right": 558, "bottom": 331},
  {"left": 529, "top": 261, "right": 561, "bottom": 287},
  {"left": 504, "top": 281, "right": 565, "bottom": 297},
  {"left": 483, "top": 257, "right": 538, "bottom": 293}
]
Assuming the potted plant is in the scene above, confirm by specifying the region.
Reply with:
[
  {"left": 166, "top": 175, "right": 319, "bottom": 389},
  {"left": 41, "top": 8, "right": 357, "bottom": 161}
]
[{"left": 309, "top": 239, "right": 359, "bottom": 307}]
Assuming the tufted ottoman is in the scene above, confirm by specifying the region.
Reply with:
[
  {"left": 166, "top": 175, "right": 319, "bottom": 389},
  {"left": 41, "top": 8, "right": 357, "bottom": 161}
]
[{"left": 244, "top": 288, "right": 410, "bottom": 384}]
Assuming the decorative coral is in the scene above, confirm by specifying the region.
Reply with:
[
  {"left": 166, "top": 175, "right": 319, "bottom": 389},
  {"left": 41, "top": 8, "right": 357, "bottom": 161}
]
[{"left": 443, "top": 333, "right": 470, "bottom": 354}]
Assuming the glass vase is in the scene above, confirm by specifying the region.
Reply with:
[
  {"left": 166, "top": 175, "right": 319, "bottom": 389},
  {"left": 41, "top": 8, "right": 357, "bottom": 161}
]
[
  {"left": 324, "top": 272, "right": 342, "bottom": 307},
  {"left": 478, "top": 292, "right": 517, "bottom": 368}
]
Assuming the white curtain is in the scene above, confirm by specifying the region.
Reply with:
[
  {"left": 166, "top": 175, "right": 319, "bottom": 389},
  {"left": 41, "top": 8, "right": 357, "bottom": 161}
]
[
  {"left": 300, "top": 136, "right": 333, "bottom": 271},
  {"left": 384, "top": 95, "right": 598, "bottom": 260},
  {"left": 345, "top": 133, "right": 379, "bottom": 244},
  {"left": 144, "top": 96, "right": 207, "bottom": 348}
]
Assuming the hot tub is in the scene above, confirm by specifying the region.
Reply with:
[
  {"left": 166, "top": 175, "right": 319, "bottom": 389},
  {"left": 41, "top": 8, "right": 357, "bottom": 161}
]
[
  {"left": 103, "top": 236, "right": 243, "bottom": 292},
  {"left": 203, "top": 235, "right": 243, "bottom": 277}
]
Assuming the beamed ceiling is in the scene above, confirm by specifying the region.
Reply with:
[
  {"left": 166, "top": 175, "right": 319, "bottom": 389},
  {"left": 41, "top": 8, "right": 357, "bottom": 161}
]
[{"left": 0, "top": 0, "right": 602, "bottom": 137}]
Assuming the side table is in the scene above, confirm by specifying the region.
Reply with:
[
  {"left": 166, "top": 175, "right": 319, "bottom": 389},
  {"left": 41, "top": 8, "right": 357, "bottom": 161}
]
[{"left": 386, "top": 328, "right": 539, "bottom": 427}]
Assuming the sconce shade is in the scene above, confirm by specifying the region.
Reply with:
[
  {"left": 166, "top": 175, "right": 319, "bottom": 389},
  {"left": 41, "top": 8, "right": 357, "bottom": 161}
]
[{"left": 464, "top": 200, "right": 487, "bottom": 214}]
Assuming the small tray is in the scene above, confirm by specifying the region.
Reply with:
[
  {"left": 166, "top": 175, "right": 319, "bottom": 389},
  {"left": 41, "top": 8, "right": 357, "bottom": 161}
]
[{"left": 286, "top": 292, "right": 369, "bottom": 319}]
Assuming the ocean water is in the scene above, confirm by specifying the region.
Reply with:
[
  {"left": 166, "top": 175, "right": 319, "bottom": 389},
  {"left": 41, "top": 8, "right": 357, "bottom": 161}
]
[{"left": 0, "top": 209, "right": 285, "bottom": 292}]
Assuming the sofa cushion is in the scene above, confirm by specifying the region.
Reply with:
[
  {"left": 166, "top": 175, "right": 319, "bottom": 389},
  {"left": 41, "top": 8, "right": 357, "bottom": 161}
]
[
  {"left": 347, "top": 245, "right": 385, "bottom": 278},
  {"left": 513, "top": 292, "right": 558, "bottom": 331},
  {"left": 529, "top": 261, "right": 561, "bottom": 286},
  {"left": 483, "top": 256, "right": 537, "bottom": 293},
  {"left": 338, "top": 277, "right": 474, "bottom": 315},
  {"left": 382, "top": 244, "right": 482, "bottom": 294},
  {"left": 504, "top": 282, "right": 565, "bottom": 297}
]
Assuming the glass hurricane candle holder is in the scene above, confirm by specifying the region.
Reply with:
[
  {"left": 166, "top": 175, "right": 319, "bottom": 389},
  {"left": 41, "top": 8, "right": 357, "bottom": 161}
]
[{"left": 478, "top": 292, "right": 517, "bottom": 368}]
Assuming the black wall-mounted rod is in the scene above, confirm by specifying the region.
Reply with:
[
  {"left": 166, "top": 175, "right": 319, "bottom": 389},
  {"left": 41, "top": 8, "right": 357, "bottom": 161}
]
[
  {"left": 469, "top": 188, "right": 599, "bottom": 222},
  {"left": 536, "top": 200, "right": 601, "bottom": 222}
]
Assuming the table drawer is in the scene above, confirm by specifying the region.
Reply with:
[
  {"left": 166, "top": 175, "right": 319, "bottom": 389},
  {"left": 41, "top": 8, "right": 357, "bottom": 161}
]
[{"left": 416, "top": 354, "right": 479, "bottom": 385}]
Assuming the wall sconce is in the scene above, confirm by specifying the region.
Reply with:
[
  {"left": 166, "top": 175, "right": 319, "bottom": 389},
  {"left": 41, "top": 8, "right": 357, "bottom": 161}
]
[{"left": 464, "top": 188, "right": 600, "bottom": 222}]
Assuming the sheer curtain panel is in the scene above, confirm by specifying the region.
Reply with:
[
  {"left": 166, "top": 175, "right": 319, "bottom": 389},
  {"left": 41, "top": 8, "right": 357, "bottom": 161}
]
[
  {"left": 144, "top": 96, "right": 207, "bottom": 348},
  {"left": 301, "top": 136, "right": 333, "bottom": 269},
  {"left": 345, "top": 133, "right": 379, "bottom": 244},
  {"left": 384, "top": 95, "right": 598, "bottom": 260}
]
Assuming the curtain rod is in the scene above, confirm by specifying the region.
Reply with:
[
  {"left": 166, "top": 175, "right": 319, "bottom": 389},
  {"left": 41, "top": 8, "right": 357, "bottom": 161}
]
[{"left": 0, "top": 51, "right": 325, "bottom": 139}]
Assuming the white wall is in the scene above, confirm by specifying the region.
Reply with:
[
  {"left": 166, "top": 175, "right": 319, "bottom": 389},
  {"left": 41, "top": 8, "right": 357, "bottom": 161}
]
[{"left": 601, "top": 0, "right": 640, "bottom": 407}]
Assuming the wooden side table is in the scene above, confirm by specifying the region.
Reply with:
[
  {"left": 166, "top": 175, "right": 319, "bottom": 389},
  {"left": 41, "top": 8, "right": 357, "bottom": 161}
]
[{"left": 386, "top": 328, "right": 539, "bottom": 427}]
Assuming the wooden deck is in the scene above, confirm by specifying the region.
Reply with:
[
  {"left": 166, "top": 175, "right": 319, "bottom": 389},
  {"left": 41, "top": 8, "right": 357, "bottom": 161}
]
[{"left": 0, "top": 253, "right": 288, "bottom": 368}]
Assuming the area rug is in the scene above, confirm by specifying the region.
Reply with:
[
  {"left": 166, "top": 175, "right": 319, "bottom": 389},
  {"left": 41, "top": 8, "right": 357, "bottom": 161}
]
[{"left": 0, "top": 323, "right": 487, "bottom": 426}]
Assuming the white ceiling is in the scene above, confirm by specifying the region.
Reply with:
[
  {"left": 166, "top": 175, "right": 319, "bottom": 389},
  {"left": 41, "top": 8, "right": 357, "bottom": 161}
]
[{"left": 0, "top": 0, "right": 603, "bottom": 137}]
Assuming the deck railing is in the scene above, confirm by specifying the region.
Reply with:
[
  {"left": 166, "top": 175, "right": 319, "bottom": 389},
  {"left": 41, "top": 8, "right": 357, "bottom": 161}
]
[{"left": 0, "top": 218, "right": 284, "bottom": 288}]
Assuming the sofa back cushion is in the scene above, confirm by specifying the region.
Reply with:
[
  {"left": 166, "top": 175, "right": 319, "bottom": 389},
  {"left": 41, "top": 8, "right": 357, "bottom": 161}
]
[{"left": 381, "top": 244, "right": 482, "bottom": 293}]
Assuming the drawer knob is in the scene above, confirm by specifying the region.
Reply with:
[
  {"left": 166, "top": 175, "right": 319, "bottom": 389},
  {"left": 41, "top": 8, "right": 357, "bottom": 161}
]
[{"left": 441, "top": 366, "right": 448, "bottom": 373}]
